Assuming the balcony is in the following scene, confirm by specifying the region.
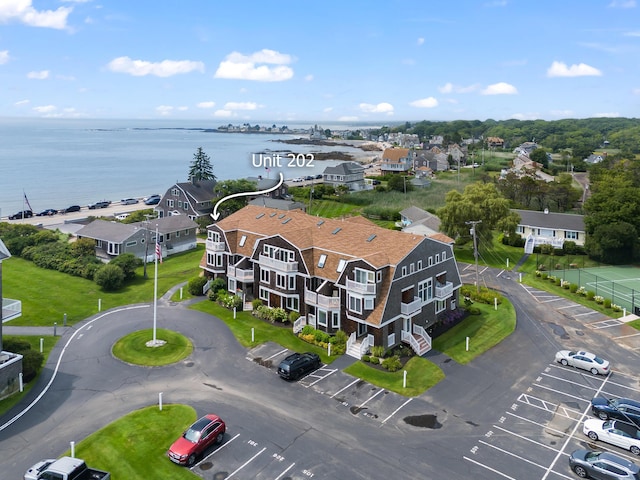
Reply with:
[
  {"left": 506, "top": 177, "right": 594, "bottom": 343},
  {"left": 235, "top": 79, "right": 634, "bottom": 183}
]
[
  {"left": 227, "top": 266, "right": 254, "bottom": 283},
  {"left": 346, "top": 279, "right": 376, "bottom": 295},
  {"left": 304, "top": 289, "right": 340, "bottom": 309},
  {"left": 435, "top": 281, "right": 453, "bottom": 299},
  {"left": 206, "top": 240, "right": 226, "bottom": 252},
  {"left": 401, "top": 296, "right": 422, "bottom": 316},
  {"left": 2, "top": 298, "right": 22, "bottom": 322},
  {"left": 259, "top": 254, "right": 298, "bottom": 272}
]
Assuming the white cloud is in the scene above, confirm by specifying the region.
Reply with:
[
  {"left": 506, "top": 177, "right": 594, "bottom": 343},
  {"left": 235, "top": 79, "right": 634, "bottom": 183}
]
[
  {"left": 338, "top": 116, "right": 359, "bottom": 122},
  {"left": 359, "top": 102, "right": 394, "bottom": 113},
  {"left": 213, "top": 109, "right": 234, "bottom": 118},
  {"left": 323, "top": 107, "right": 333, "bottom": 113},
  {"left": 633, "top": 88, "right": 640, "bottom": 95},
  {"left": 546, "top": 61, "right": 602, "bottom": 77},
  {"left": 417, "top": 37, "right": 425, "bottom": 45},
  {"left": 510, "top": 112, "right": 540, "bottom": 120},
  {"left": 550, "top": 109, "right": 574, "bottom": 117},
  {"left": 224, "top": 101, "right": 259, "bottom": 111},
  {"left": 0, "top": 50, "right": 9, "bottom": 64},
  {"left": 27, "top": 70, "right": 49, "bottom": 80},
  {"left": 624, "top": 31, "right": 640, "bottom": 37},
  {"left": 438, "top": 82, "right": 479, "bottom": 93},
  {"left": 410, "top": 97, "right": 439, "bottom": 108},
  {"left": 609, "top": 0, "right": 636, "bottom": 7},
  {"left": 0, "top": 0, "right": 72, "bottom": 29},
  {"left": 14, "top": 99, "right": 29, "bottom": 106},
  {"left": 155, "top": 105, "right": 174, "bottom": 115},
  {"left": 33, "top": 105, "right": 56, "bottom": 113},
  {"left": 214, "top": 49, "right": 294, "bottom": 82},
  {"left": 107, "top": 56, "right": 204, "bottom": 77},
  {"left": 177, "top": 106, "right": 188, "bottom": 111},
  {"left": 304, "top": 74, "right": 313, "bottom": 81},
  {"left": 481, "top": 82, "right": 518, "bottom": 95},
  {"left": 593, "top": 112, "right": 620, "bottom": 117},
  {"left": 197, "top": 101, "right": 216, "bottom": 109}
]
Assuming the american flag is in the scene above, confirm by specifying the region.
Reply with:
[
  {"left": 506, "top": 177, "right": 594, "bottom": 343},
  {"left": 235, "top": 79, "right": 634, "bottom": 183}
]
[{"left": 155, "top": 242, "right": 162, "bottom": 263}]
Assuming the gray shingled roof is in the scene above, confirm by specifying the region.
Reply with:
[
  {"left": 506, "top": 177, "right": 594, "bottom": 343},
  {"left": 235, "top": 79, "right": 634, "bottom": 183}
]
[
  {"left": 400, "top": 206, "right": 432, "bottom": 223},
  {"left": 513, "top": 209, "right": 585, "bottom": 232},
  {"left": 137, "top": 215, "right": 198, "bottom": 234},
  {"left": 248, "top": 198, "right": 306, "bottom": 211},
  {"left": 322, "top": 162, "right": 365, "bottom": 175},
  {"left": 177, "top": 179, "right": 217, "bottom": 203},
  {"left": 0, "top": 239, "right": 11, "bottom": 260},
  {"left": 78, "top": 216, "right": 198, "bottom": 242}
]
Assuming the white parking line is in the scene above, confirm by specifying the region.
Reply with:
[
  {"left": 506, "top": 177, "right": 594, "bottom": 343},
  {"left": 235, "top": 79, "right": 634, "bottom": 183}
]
[
  {"left": 575, "top": 311, "right": 605, "bottom": 317},
  {"left": 614, "top": 332, "right": 640, "bottom": 339},
  {"left": 195, "top": 433, "right": 240, "bottom": 467},
  {"left": 463, "top": 456, "right": 515, "bottom": 479},
  {"left": 532, "top": 382, "right": 593, "bottom": 403},
  {"left": 517, "top": 393, "right": 582, "bottom": 421},
  {"left": 274, "top": 462, "right": 296, "bottom": 480},
  {"left": 304, "top": 368, "right": 338, "bottom": 387},
  {"left": 492, "top": 424, "right": 566, "bottom": 454},
  {"left": 225, "top": 447, "right": 266, "bottom": 479},
  {"left": 540, "top": 371, "right": 601, "bottom": 390},
  {"left": 265, "top": 348, "right": 289, "bottom": 360},
  {"left": 506, "top": 412, "right": 576, "bottom": 438},
  {"left": 478, "top": 440, "right": 570, "bottom": 477},
  {"left": 330, "top": 378, "right": 360, "bottom": 399},
  {"left": 381, "top": 398, "right": 413, "bottom": 425},
  {"left": 356, "top": 388, "right": 385, "bottom": 408},
  {"left": 557, "top": 303, "right": 581, "bottom": 310}
]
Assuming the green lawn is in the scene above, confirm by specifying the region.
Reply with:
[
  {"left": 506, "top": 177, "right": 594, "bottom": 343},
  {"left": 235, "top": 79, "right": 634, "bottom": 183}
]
[
  {"left": 112, "top": 329, "right": 193, "bottom": 366},
  {"left": 190, "top": 301, "right": 337, "bottom": 364},
  {"left": 3, "top": 245, "right": 205, "bottom": 326},
  {"left": 67, "top": 404, "right": 199, "bottom": 480},
  {"left": 344, "top": 356, "right": 444, "bottom": 397},
  {"left": 432, "top": 299, "right": 516, "bottom": 364},
  {"left": 0, "top": 335, "right": 59, "bottom": 416}
]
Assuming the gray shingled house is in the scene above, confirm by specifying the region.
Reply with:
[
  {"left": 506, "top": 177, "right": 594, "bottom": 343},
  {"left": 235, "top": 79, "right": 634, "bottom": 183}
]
[
  {"left": 156, "top": 179, "right": 217, "bottom": 220},
  {"left": 0, "top": 239, "right": 23, "bottom": 401},
  {"left": 322, "top": 162, "right": 366, "bottom": 190},
  {"left": 77, "top": 215, "right": 198, "bottom": 262}
]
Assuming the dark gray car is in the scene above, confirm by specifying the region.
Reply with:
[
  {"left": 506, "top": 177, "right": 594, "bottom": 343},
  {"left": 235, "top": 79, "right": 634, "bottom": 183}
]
[
  {"left": 592, "top": 397, "right": 640, "bottom": 427},
  {"left": 569, "top": 449, "right": 640, "bottom": 479}
]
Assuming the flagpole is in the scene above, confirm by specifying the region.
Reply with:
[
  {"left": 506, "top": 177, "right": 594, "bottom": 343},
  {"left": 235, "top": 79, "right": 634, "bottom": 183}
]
[{"left": 153, "top": 225, "right": 158, "bottom": 344}]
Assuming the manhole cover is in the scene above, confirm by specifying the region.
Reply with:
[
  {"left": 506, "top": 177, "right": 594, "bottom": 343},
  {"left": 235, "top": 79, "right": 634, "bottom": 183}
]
[
  {"left": 404, "top": 414, "right": 442, "bottom": 429},
  {"left": 213, "top": 472, "right": 229, "bottom": 480},
  {"left": 184, "top": 361, "right": 194, "bottom": 367},
  {"left": 199, "top": 462, "right": 213, "bottom": 470},
  {"left": 351, "top": 406, "right": 367, "bottom": 415}
]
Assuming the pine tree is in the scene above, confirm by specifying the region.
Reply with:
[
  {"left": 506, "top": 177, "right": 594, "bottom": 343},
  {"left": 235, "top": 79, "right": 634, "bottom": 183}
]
[{"left": 188, "top": 147, "right": 216, "bottom": 181}]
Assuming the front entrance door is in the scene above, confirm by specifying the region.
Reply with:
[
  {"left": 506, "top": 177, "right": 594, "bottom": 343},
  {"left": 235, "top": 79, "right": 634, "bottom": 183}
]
[
  {"left": 357, "top": 322, "right": 367, "bottom": 337},
  {"left": 403, "top": 317, "right": 412, "bottom": 333}
]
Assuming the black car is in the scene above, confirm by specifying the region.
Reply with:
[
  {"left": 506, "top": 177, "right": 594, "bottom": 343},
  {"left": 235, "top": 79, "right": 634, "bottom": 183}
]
[
  {"left": 8, "top": 210, "right": 33, "bottom": 220},
  {"left": 144, "top": 194, "right": 161, "bottom": 205},
  {"left": 61, "top": 205, "right": 81, "bottom": 214},
  {"left": 277, "top": 352, "right": 321, "bottom": 380},
  {"left": 36, "top": 208, "right": 58, "bottom": 216},
  {"left": 569, "top": 449, "right": 640, "bottom": 479},
  {"left": 88, "top": 200, "right": 111, "bottom": 209},
  {"left": 592, "top": 397, "right": 640, "bottom": 427}
]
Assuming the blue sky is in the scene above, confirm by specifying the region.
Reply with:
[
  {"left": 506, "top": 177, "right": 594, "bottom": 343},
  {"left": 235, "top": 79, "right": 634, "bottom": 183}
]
[{"left": 1, "top": 0, "right": 639, "bottom": 122}]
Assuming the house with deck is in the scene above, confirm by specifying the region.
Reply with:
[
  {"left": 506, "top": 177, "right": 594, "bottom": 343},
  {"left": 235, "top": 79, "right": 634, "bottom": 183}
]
[
  {"left": 201, "top": 205, "right": 462, "bottom": 358},
  {"left": 380, "top": 148, "right": 413, "bottom": 175},
  {"left": 155, "top": 179, "right": 217, "bottom": 220},
  {"left": 0, "top": 239, "right": 23, "bottom": 401},
  {"left": 514, "top": 209, "right": 586, "bottom": 253},
  {"left": 322, "top": 162, "right": 366, "bottom": 191}
]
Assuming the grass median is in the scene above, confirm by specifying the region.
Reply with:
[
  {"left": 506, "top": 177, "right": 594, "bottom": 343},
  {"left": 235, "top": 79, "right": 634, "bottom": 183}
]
[{"left": 112, "top": 329, "right": 193, "bottom": 366}]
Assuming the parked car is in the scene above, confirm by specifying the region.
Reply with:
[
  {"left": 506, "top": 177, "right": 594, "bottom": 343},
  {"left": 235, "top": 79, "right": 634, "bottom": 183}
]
[
  {"left": 315, "top": 174, "right": 323, "bottom": 179},
  {"left": 36, "top": 208, "right": 58, "bottom": 216},
  {"left": 167, "top": 414, "right": 225, "bottom": 466},
  {"left": 277, "top": 352, "right": 321, "bottom": 380},
  {"left": 569, "top": 449, "right": 640, "bottom": 479},
  {"left": 592, "top": 397, "right": 640, "bottom": 427},
  {"left": 144, "top": 194, "right": 161, "bottom": 205},
  {"left": 115, "top": 213, "right": 130, "bottom": 221},
  {"left": 555, "top": 350, "right": 610, "bottom": 375},
  {"left": 24, "top": 456, "right": 110, "bottom": 480},
  {"left": 88, "top": 200, "right": 111, "bottom": 209},
  {"left": 583, "top": 419, "right": 640, "bottom": 456},
  {"left": 120, "top": 198, "right": 138, "bottom": 205},
  {"left": 8, "top": 210, "right": 33, "bottom": 219},
  {"left": 61, "top": 205, "right": 81, "bottom": 214}
]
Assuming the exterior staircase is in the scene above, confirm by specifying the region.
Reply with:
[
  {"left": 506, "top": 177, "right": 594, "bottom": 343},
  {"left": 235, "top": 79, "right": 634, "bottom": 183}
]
[{"left": 401, "top": 325, "right": 432, "bottom": 356}]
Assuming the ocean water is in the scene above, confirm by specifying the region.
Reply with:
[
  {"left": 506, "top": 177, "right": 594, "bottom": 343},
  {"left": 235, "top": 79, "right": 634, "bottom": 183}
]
[{"left": 0, "top": 117, "right": 361, "bottom": 216}]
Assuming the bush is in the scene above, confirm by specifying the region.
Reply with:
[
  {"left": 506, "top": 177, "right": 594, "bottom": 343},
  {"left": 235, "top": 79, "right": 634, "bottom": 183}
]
[
  {"left": 314, "top": 330, "right": 330, "bottom": 344},
  {"left": 594, "top": 295, "right": 604, "bottom": 305},
  {"left": 187, "top": 275, "right": 208, "bottom": 296},
  {"left": 460, "top": 284, "right": 503, "bottom": 305},
  {"left": 368, "top": 356, "right": 379, "bottom": 364},
  {"left": 563, "top": 241, "right": 578, "bottom": 255},
  {"left": 251, "top": 298, "right": 263, "bottom": 311},
  {"left": 209, "top": 277, "right": 227, "bottom": 294},
  {"left": 333, "top": 330, "right": 348, "bottom": 345},
  {"left": 570, "top": 283, "right": 578, "bottom": 293},
  {"left": 604, "top": 298, "right": 612, "bottom": 308},
  {"left": 301, "top": 325, "right": 315, "bottom": 335},
  {"left": 110, "top": 253, "right": 142, "bottom": 280},
  {"left": 370, "top": 345, "right": 385, "bottom": 358},
  {"left": 94, "top": 264, "right": 125, "bottom": 291},
  {"left": 554, "top": 278, "right": 561, "bottom": 286},
  {"left": 289, "top": 311, "right": 300, "bottom": 323},
  {"left": 3, "top": 338, "right": 31, "bottom": 352},
  {"left": 587, "top": 291, "right": 595, "bottom": 301},
  {"left": 361, "top": 355, "right": 370, "bottom": 363},
  {"left": 466, "top": 306, "right": 481, "bottom": 315},
  {"left": 541, "top": 273, "right": 548, "bottom": 280},
  {"left": 382, "top": 355, "right": 402, "bottom": 372},
  {"left": 21, "top": 349, "right": 44, "bottom": 383}
]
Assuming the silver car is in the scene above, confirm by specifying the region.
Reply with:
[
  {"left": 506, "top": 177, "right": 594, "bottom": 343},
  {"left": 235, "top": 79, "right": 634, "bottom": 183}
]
[
  {"left": 569, "top": 449, "right": 640, "bottom": 479},
  {"left": 555, "top": 350, "right": 610, "bottom": 375}
]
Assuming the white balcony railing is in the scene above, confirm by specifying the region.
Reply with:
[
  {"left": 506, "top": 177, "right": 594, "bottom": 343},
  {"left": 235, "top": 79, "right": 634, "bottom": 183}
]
[
  {"left": 401, "top": 296, "right": 422, "bottom": 316},
  {"left": 304, "top": 289, "right": 340, "bottom": 309},
  {"left": 206, "top": 240, "right": 226, "bottom": 252},
  {"left": 2, "top": 298, "right": 22, "bottom": 321},
  {"left": 227, "top": 266, "right": 254, "bottom": 282},
  {"left": 258, "top": 254, "right": 298, "bottom": 272},
  {"left": 435, "top": 281, "right": 453, "bottom": 299},
  {"left": 346, "top": 279, "right": 376, "bottom": 295}
]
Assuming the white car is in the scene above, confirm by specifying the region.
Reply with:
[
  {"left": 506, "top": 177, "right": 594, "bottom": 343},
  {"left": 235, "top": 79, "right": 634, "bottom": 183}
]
[
  {"left": 555, "top": 350, "right": 610, "bottom": 375},
  {"left": 583, "top": 419, "right": 640, "bottom": 455},
  {"left": 121, "top": 198, "right": 138, "bottom": 205}
]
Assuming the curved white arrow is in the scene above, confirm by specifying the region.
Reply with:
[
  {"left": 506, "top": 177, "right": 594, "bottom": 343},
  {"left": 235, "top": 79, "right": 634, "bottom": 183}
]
[{"left": 211, "top": 172, "right": 284, "bottom": 221}]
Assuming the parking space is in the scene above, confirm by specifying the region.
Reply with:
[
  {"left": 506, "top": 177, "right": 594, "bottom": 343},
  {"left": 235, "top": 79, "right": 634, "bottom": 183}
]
[
  {"left": 465, "top": 362, "right": 640, "bottom": 479},
  {"left": 246, "top": 343, "right": 418, "bottom": 428}
]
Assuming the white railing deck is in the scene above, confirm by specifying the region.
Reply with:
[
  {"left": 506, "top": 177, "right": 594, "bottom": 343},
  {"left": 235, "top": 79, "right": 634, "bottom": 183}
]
[
  {"left": 258, "top": 254, "right": 298, "bottom": 272},
  {"left": 227, "top": 266, "right": 254, "bottom": 282},
  {"left": 346, "top": 279, "right": 376, "bottom": 295},
  {"left": 401, "top": 296, "right": 422, "bottom": 316},
  {"left": 304, "top": 289, "right": 340, "bottom": 309},
  {"left": 293, "top": 316, "right": 306, "bottom": 334},
  {"left": 1, "top": 298, "right": 22, "bottom": 322},
  {"left": 435, "top": 281, "right": 453, "bottom": 299},
  {"left": 206, "top": 240, "right": 226, "bottom": 252}
]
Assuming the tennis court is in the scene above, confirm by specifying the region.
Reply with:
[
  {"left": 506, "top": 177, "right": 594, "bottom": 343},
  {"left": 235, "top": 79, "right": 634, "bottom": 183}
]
[{"left": 548, "top": 265, "right": 640, "bottom": 314}]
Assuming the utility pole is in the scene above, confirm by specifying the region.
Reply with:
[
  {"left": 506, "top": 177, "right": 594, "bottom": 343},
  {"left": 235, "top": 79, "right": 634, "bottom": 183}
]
[{"left": 466, "top": 220, "right": 482, "bottom": 292}]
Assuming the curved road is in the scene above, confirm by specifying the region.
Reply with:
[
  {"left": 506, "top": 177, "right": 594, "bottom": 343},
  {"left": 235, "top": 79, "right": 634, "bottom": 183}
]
[{"left": 1, "top": 265, "right": 638, "bottom": 479}]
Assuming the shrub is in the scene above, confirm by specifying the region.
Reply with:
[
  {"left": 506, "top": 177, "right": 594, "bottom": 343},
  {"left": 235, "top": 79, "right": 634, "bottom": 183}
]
[
  {"left": 612, "top": 304, "right": 623, "bottom": 312},
  {"left": 314, "top": 330, "right": 330, "bottom": 344},
  {"left": 576, "top": 286, "right": 587, "bottom": 297},
  {"left": 370, "top": 345, "right": 385, "bottom": 358},
  {"left": 563, "top": 241, "right": 578, "bottom": 255},
  {"left": 460, "top": 285, "right": 503, "bottom": 305},
  {"left": 604, "top": 298, "right": 612, "bottom": 308},
  {"left": 109, "top": 253, "right": 142, "bottom": 280},
  {"left": 333, "top": 330, "right": 348, "bottom": 345},
  {"left": 361, "top": 355, "right": 370, "bottom": 363},
  {"left": 535, "top": 270, "right": 542, "bottom": 277},
  {"left": 3, "top": 338, "right": 31, "bottom": 352},
  {"left": 382, "top": 355, "right": 402, "bottom": 372},
  {"left": 272, "top": 307, "right": 288, "bottom": 323},
  {"left": 187, "top": 275, "right": 208, "bottom": 296},
  {"left": 542, "top": 273, "right": 549, "bottom": 280},
  {"left": 251, "top": 298, "right": 263, "bottom": 311},
  {"left": 368, "top": 356, "right": 379, "bottom": 364},
  {"left": 594, "top": 295, "right": 604, "bottom": 305},
  {"left": 570, "top": 283, "right": 578, "bottom": 293},
  {"left": 94, "top": 264, "right": 125, "bottom": 291},
  {"left": 289, "top": 311, "right": 300, "bottom": 323},
  {"left": 21, "top": 349, "right": 44, "bottom": 383},
  {"left": 466, "top": 306, "right": 481, "bottom": 315},
  {"left": 554, "top": 278, "right": 561, "bottom": 286},
  {"left": 540, "top": 244, "right": 554, "bottom": 255},
  {"left": 586, "top": 291, "right": 595, "bottom": 301},
  {"left": 561, "top": 280, "right": 571, "bottom": 289},
  {"left": 301, "top": 325, "right": 315, "bottom": 335},
  {"left": 209, "top": 277, "right": 227, "bottom": 294}
]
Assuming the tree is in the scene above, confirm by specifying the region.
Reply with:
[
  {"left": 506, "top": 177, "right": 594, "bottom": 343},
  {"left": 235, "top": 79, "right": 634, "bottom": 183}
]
[
  {"left": 94, "top": 264, "right": 125, "bottom": 291},
  {"left": 387, "top": 175, "right": 413, "bottom": 193},
  {"left": 110, "top": 253, "right": 142, "bottom": 280},
  {"left": 213, "top": 179, "right": 258, "bottom": 216},
  {"left": 188, "top": 147, "right": 216, "bottom": 181},
  {"left": 437, "top": 182, "right": 518, "bottom": 248},
  {"left": 529, "top": 148, "right": 549, "bottom": 168}
]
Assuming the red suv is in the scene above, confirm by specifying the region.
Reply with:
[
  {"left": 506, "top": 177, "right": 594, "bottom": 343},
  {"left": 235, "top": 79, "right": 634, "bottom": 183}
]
[{"left": 167, "top": 414, "right": 225, "bottom": 466}]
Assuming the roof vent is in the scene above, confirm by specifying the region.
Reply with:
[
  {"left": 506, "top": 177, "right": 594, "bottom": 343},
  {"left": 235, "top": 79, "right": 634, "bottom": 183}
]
[
  {"left": 270, "top": 212, "right": 277, "bottom": 217},
  {"left": 317, "top": 220, "right": 325, "bottom": 226},
  {"left": 256, "top": 213, "right": 265, "bottom": 219},
  {"left": 278, "top": 213, "right": 286, "bottom": 219},
  {"left": 332, "top": 227, "right": 342, "bottom": 235},
  {"left": 367, "top": 234, "right": 377, "bottom": 242},
  {"left": 282, "top": 218, "right": 291, "bottom": 224}
]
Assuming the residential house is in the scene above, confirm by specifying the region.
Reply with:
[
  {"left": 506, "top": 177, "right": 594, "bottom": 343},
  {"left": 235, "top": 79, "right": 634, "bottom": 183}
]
[
  {"left": 0, "top": 239, "right": 23, "bottom": 401},
  {"left": 585, "top": 154, "right": 605, "bottom": 164},
  {"left": 77, "top": 215, "right": 198, "bottom": 262},
  {"left": 513, "top": 142, "right": 538, "bottom": 157},
  {"left": 447, "top": 144, "right": 467, "bottom": 165},
  {"left": 511, "top": 155, "right": 554, "bottom": 183},
  {"left": 201, "top": 205, "right": 462, "bottom": 358},
  {"left": 414, "top": 150, "right": 449, "bottom": 172},
  {"left": 398, "top": 206, "right": 442, "bottom": 237},
  {"left": 322, "top": 162, "right": 366, "bottom": 191},
  {"left": 248, "top": 197, "right": 306, "bottom": 212},
  {"left": 513, "top": 208, "right": 586, "bottom": 254},
  {"left": 245, "top": 176, "right": 289, "bottom": 200},
  {"left": 155, "top": 179, "right": 217, "bottom": 220},
  {"left": 380, "top": 148, "right": 413, "bottom": 175},
  {"left": 487, "top": 137, "right": 505, "bottom": 148}
]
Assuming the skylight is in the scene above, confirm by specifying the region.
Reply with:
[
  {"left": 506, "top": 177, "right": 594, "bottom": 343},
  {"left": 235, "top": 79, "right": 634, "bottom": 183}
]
[
  {"left": 332, "top": 227, "right": 341, "bottom": 235},
  {"left": 367, "top": 234, "right": 377, "bottom": 242},
  {"left": 282, "top": 218, "right": 291, "bottom": 224},
  {"left": 318, "top": 254, "right": 327, "bottom": 268},
  {"left": 337, "top": 259, "right": 346, "bottom": 272},
  {"left": 256, "top": 213, "right": 265, "bottom": 219}
]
